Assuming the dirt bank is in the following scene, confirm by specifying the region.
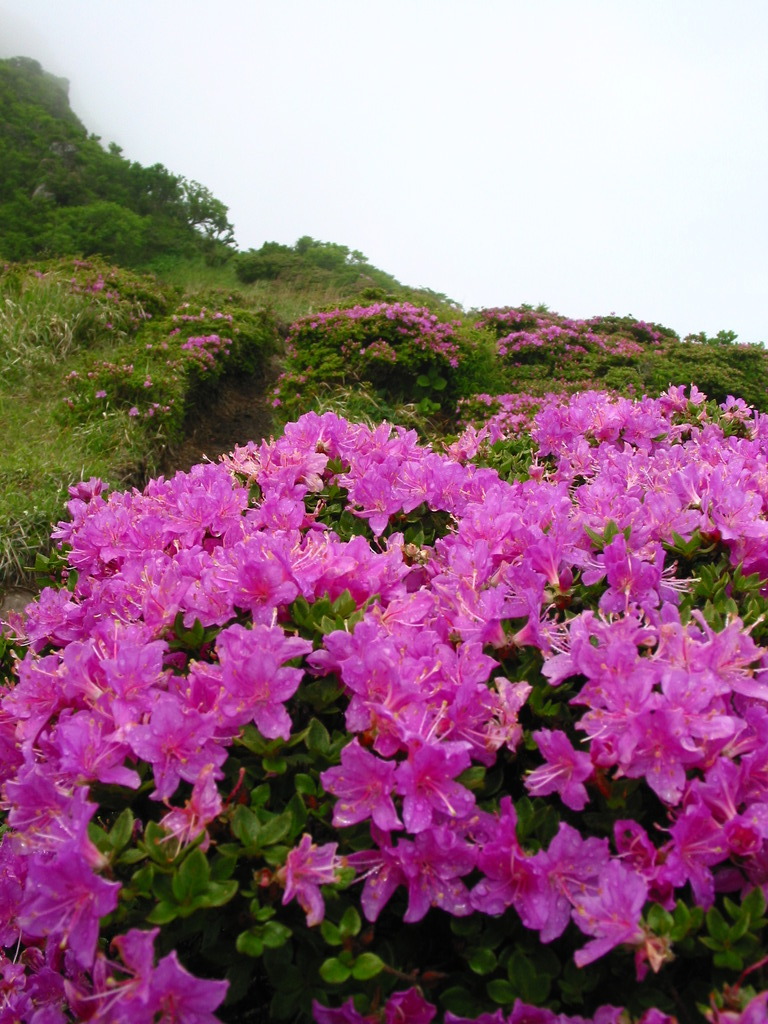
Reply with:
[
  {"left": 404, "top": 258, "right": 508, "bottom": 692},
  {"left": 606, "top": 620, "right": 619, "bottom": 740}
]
[{"left": 161, "top": 358, "right": 281, "bottom": 476}]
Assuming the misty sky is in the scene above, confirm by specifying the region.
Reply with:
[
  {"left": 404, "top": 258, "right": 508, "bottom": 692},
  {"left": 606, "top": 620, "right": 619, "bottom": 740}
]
[{"left": 1, "top": 0, "right": 767, "bottom": 343}]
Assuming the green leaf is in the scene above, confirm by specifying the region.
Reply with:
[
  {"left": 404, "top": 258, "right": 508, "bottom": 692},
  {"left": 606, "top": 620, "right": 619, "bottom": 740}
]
[
  {"left": 231, "top": 805, "right": 261, "bottom": 847},
  {"left": 143, "top": 820, "right": 178, "bottom": 866},
  {"left": 294, "top": 773, "right": 317, "bottom": 796},
  {"left": 236, "top": 919, "right": 292, "bottom": 956},
  {"left": 713, "top": 948, "right": 744, "bottom": 971},
  {"left": 257, "top": 811, "right": 294, "bottom": 848},
  {"left": 339, "top": 906, "right": 362, "bottom": 938},
  {"left": 118, "top": 846, "right": 147, "bottom": 865},
  {"left": 109, "top": 808, "right": 134, "bottom": 851},
  {"left": 319, "top": 957, "right": 352, "bottom": 984},
  {"left": 468, "top": 947, "right": 497, "bottom": 975},
  {"left": 87, "top": 822, "right": 111, "bottom": 857},
  {"left": 456, "top": 766, "right": 487, "bottom": 792},
  {"left": 172, "top": 847, "right": 210, "bottom": 903},
  {"left": 198, "top": 879, "right": 238, "bottom": 910},
  {"left": 742, "top": 886, "right": 766, "bottom": 920},
  {"left": 236, "top": 929, "right": 264, "bottom": 957},
  {"left": 728, "top": 915, "right": 751, "bottom": 942},
  {"left": 706, "top": 907, "right": 729, "bottom": 943},
  {"left": 646, "top": 903, "right": 674, "bottom": 934},
  {"left": 320, "top": 920, "right": 343, "bottom": 946},
  {"left": 262, "top": 920, "right": 292, "bottom": 949},
  {"left": 440, "top": 986, "right": 478, "bottom": 1016},
  {"left": 351, "top": 953, "right": 384, "bottom": 980},
  {"left": 146, "top": 900, "right": 179, "bottom": 925},
  {"left": 487, "top": 978, "right": 515, "bottom": 1005}
]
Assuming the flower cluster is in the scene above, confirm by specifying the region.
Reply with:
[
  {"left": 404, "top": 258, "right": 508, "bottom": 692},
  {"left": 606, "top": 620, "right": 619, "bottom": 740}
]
[
  {"left": 471, "top": 307, "right": 768, "bottom": 415},
  {"left": 2, "top": 387, "right": 768, "bottom": 1020},
  {"left": 180, "top": 333, "right": 233, "bottom": 370}
]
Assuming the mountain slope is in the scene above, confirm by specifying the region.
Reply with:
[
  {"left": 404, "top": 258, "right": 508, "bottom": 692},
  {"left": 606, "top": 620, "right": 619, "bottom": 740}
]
[{"left": 0, "top": 56, "right": 235, "bottom": 266}]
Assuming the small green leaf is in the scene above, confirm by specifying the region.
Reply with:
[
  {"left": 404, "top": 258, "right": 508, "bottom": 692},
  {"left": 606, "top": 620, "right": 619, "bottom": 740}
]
[
  {"left": 339, "top": 906, "right": 361, "bottom": 938},
  {"left": 468, "top": 947, "right": 497, "bottom": 975},
  {"left": 487, "top": 978, "right": 515, "bottom": 1005},
  {"left": 351, "top": 953, "right": 384, "bottom": 980},
  {"left": 742, "top": 886, "right": 766, "bottom": 920},
  {"left": 320, "top": 920, "right": 343, "bottom": 946},
  {"left": 109, "top": 808, "right": 134, "bottom": 851},
  {"left": 146, "top": 901, "right": 179, "bottom": 925},
  {"left": 172, "top": 847, "right": 210, "bottom": 902},
  {"left": 294, "top": 773, "right": 317, "bottom": 797},
  {"left": 262, "top": 920, "right": 292, "bottom": 949},
  {"left": 713, "top": 948, "right": 744, "bottom": 971},
  {"left": 456, "top": 766, "right": 487, "bottom": 792},
  {"left": 646, "top": 903, "right": 673, "bottom": 934},
  {"left": 319, "top": 957, "right": 352, "bottom": 984},
  {"left": 728, "top": 915, "right": 751, "bottom": 942},
  {"left": 706, "top": 907, "right": 729, "bottom": 943},
  {"left": 440, "top": 986, "right": 477, "bottom": 1016},
  {"left": 257, "top": 811, "right": 293, "bottom": 848},
  {"left": 236, "top": 929, "right": 264, "bottom": 957}
]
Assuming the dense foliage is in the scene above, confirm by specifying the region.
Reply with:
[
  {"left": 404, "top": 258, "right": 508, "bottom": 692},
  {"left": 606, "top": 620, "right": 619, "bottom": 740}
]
[
  {"left": 2, "top": 385, "right": 768, "bottom": 1022},
  {"left": 234, "top": 237, "right": 400, "bottom": 292},
  {"left": 273, "top": 301, "right": 495, "bottom": 425},
  {"left": 0, "top": 57, "right": 235, "bottom": 266}
]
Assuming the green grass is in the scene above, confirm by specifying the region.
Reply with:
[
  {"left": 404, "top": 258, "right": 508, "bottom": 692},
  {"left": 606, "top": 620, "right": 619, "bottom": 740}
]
[
  {"left": 0, "top": 333, "right": 165, "bottom": 586},
  {"left": 0, "top": 257, "right": 281, "bottom": 591}
]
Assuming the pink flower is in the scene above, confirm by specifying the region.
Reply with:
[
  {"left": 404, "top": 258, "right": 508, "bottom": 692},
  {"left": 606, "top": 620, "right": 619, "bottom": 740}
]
[
  {"left": 159, "top": 764, "right": 223, "bottom": 852},
  {"left": 144, "top": 949, "right": 229, "bottom": 1023},
  {"left": 278, "top": 833, "right": 344, "bottom": 926},
  {"left": 126, "top": 693, "right": 227, "bottom": 800},
  {"left": 525, "top": 728, "right": 594, "bottom": 810},
  {"left": 571, "top": 860, "right": 648, "bottom": 967},
  {"left": 19, "top": 847, "right": 120, "bottom": 968},
  {"left": 321, "top": 738, "right": 402, "bottom": 830},
  {"left": 395, "top": 739, "right": 475, "bottom": 833}
]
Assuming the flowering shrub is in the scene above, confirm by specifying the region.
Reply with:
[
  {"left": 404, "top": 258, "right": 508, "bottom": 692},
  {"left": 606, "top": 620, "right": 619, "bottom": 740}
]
[
  {"left": 475, "top": 307, "right": 768, "bottom": 411},
  {"left": 2, "top": 387, "right": 768, "bottom": 1021},
  {"left": 273, "top": 301, "right": 494, "bottom": 422},
  {"left": 59, "top": 299, "right": 279, "bottom": 450}
]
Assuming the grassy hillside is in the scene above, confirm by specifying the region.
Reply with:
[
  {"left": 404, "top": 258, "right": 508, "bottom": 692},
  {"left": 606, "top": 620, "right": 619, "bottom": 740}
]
[{"left": 0, "top": 257, "right": 279, "bottom": 584}]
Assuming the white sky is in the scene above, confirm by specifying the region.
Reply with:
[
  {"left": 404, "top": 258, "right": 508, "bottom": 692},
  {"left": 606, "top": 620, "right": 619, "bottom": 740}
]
[{"left": 1, "top": 0, "right": 767, "bottom": 342}]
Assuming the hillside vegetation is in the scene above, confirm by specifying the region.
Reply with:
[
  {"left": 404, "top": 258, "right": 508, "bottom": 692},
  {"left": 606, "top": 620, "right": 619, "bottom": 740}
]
[{"left": 0, "top": 56, "right": 235, "bottom": 266}]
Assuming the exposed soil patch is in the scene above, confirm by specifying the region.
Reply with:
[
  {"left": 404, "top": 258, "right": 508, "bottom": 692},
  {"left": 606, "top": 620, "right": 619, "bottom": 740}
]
[{"left": 161, "top": 356, "right": 282, "bottom": 476}]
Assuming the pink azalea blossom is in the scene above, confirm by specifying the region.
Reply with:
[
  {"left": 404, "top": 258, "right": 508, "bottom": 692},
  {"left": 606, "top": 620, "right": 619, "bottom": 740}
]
[{"left": 278, "top": 833, "right": 344, "bottom": 926}]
